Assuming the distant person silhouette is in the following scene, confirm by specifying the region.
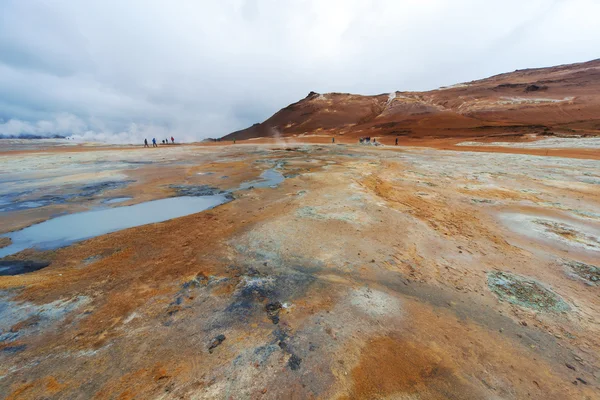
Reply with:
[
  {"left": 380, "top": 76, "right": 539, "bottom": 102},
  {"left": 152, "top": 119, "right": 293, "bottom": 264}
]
[
  {"left": 152, "top": 138, "right": 157, "bottom": 147},
  {"left": 395, "top": 137, "right": 398, "bottom": 145},
  {"left": 332, "top": 137, "right": 335, "bottom": 144},
  {"left": 171, "top": 136, "right": 174, "bottom": 144},
  {"left": 144, "top": 138, "right": 149, "bottom": 148}
]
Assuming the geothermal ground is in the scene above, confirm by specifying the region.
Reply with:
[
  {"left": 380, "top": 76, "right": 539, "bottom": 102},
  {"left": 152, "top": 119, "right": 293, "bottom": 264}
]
[{"left": 0, "top": 139, "right": 599, "bottom": 399}]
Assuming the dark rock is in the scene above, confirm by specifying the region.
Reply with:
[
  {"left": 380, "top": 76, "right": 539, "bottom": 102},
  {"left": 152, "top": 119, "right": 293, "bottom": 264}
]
[
  {"left": 208, "top": 334, "right": 226, "bottom": 353},
  {"left": 566, "top": 363, "right": 576, "bottom": 371},
  {"left": 288, "top": 354, "right": 302, "bottom": 370},
  {"left": 576, "top": 377, "right": 587, "bottom": 385},
  {"left": 265, "top": 301, "right": 283, "bottom": 324},
  {"left": 495, "top": 83, "right": 527, "bottom": 89},
  {"left": 525, "top": 84, "right": 548, "bottom": 92}
]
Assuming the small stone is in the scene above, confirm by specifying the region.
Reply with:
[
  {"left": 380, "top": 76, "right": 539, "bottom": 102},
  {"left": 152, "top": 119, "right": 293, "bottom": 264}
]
[
  {"left": 208, "top": 334, "right": 226, "bottom": 353},
  {"left": 576, "top": 377, "right": 587, "bottom": 385},
  {"left": 566, "top": 363, "right": 576, "bottom": 371},
  {"left": 520, "top": 321, "right": 528, "bottom": 326},
  {"left": 265, "top": 301, "right": 283, "bottom": 324}
]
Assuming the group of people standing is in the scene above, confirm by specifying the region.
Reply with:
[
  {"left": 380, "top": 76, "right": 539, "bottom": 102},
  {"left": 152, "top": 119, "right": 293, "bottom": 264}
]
[
  {"left": 358, "top": 136, "right": 400, "bottom": 145},
  {"left": 359, "top": 136, "right": 376, "bottom": 144},
  {"left": 144, "top": 137, "right": 175, "bottom": 147}
]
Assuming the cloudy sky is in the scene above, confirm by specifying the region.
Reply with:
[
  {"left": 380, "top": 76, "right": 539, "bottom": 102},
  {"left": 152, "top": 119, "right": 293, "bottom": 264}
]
[{"left": 1, "top": 0, "right": 599, "bottom": 143}]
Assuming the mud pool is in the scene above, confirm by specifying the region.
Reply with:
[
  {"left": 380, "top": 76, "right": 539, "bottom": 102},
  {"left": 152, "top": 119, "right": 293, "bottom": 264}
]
[{"left": 0, "top": 195, "right": 229, "bottom": 258}]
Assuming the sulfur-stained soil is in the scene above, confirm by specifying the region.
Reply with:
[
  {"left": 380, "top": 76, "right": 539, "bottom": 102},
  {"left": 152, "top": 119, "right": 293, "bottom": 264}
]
[{"left": 1, "top": 140, "right": 599, "bottom": 399}]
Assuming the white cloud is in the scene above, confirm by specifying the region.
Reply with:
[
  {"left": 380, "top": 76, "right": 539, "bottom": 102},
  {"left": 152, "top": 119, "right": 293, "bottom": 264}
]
[{"left": 0, "top": 0, "right": 599, "bottom": 143}]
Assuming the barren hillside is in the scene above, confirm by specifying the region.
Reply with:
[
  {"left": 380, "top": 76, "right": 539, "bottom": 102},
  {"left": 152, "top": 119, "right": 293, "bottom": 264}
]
[{"left": 224, "top": 59, "right": 600, "bottom": 140}]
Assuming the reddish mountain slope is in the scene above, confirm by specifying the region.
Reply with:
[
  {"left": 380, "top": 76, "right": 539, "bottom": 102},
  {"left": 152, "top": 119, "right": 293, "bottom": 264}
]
[{"left": 223, "top": 59, "right": 600, "bottom": 140}]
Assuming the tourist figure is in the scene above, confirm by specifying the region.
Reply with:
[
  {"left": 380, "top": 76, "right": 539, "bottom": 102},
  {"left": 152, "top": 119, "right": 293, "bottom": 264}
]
[
  {"left": 171, "top": 136, "right": 174, "bottom": 144},
  {"left": 152, "top": 138, "right": 157, "bottom": 147},
  {"left": 233, "top": 138, "right": 236, "bottom": 144},
  {"left": 144, "top": 138, "right": 149, "bottom": 148},
  {"left": 395, "top": 137, "right": 399, "bottom": 146},
  {"left": 332, "top": 137, "right": 335, "bottom": 144}
]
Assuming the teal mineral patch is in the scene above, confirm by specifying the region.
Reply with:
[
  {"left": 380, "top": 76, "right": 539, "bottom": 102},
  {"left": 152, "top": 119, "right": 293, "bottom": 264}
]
[
  {"left": 487, "top": 271, "right": 570, "bottom": 312},
  {"left": 562, "top": 260, "right": 600, "bottom": 285}
]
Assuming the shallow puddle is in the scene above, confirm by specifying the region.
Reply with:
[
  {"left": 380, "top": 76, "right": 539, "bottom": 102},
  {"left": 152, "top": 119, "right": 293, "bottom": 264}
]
[
  {"left": 0, "top": 195, "right": 230, "bottom": 258},
  {"left": 238, "top": 167, "right": 284, "bottom": 190}
]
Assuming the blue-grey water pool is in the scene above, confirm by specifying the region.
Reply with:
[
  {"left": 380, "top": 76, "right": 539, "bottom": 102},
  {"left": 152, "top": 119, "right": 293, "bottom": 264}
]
[
  {"left": 238, "top": 167, "right": 284, "bottom": 190},
  {"left": 0, "top": 195, "right": 229, "bottom": 258}
]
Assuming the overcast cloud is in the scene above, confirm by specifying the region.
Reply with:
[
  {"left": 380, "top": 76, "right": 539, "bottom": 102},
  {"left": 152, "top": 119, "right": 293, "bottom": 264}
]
[{"left": 1, "top": 0, "right": 599, "bottom": 143}]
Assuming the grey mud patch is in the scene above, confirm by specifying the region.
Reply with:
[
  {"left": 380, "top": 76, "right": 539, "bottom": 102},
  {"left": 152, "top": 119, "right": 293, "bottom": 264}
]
[
  {"left": 222, "top": 265, "right": 315, "bottom": 324},
  {"left": 471, "top": 198, "right": 495, "bottom": 204},
  {"left": 296, "top": 206, "right": 358, "bottom": 223},
  {"left": 169, "top": 184, "right": 221, "bottom": 197},
  {"left": 533, "top": 219, "right": 600, "bottom": 251},
  {"left": 0, "top": 292, "right": 90, "bottom": 346},
  {"left": 487, "top": 271, "right": 570, "bottom": 312},
  {"left": 0, "top": 180, "right": 135, "bottom": 212},
  {"left": 562, "top": 260, "right": 600, "bottom": 285},
  {"left": 501, "top": 213, "right": 600, "bottom": 252},
  {"left": 77, "top": 180, "right": 135, "bottom": 198}
]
